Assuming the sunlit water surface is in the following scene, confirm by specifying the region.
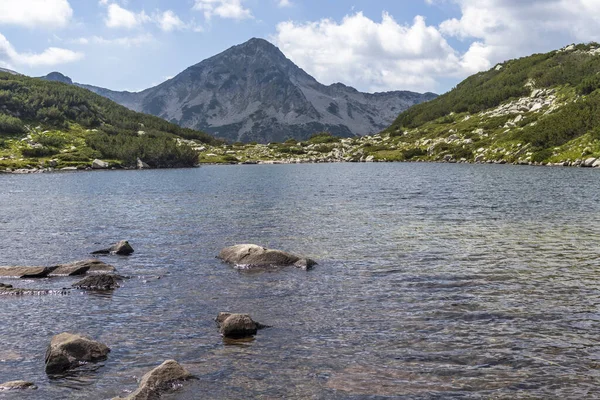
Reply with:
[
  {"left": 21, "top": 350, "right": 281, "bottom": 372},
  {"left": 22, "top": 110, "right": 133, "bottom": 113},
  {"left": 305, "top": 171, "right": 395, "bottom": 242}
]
[{"left": 0, "top": 163, "right": 600, "bottom": 399}]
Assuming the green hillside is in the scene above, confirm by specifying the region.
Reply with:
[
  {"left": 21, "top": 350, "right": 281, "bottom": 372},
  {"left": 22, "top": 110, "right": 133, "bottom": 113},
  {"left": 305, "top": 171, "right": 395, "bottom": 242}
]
[
  {"left": 374, "top": 42, "right": 600, "bottom": 165},
  {"left": 0, "top": 72, "right": 220, "bottom": 171}
]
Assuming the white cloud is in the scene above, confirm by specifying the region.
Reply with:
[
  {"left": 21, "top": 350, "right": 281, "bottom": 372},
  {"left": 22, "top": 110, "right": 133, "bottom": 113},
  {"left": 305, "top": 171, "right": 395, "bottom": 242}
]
[
  {"left": 155, "top": 10, "right": 186, "bottom": 32},
  {"left": 273, "top": 12, "right": 465, "bottom": 92},
  {"left": 278, "top": 0, "right": 293, "bottom": 7},
  {"left": 193, "top": 0, "right": 252, "bottom": 20},
  {"left": 71, "top": 34, "right": 155, "bottom": 47},
  {"left": 439, "top": 0, "right": 600, "bottom": 73},
  {"left": 0, "top": 33, "right": 83, "bottom": 67},
  {"left": 105, "top": 3, "right": 150, "bottom": 29},
  {"left": 0, "top": 0, "right": 73, "bottom": 29}
]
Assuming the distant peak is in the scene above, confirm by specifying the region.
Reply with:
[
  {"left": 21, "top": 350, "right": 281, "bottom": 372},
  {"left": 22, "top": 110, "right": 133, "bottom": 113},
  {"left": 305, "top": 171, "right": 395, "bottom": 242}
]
[
  {"left": 42, "top": 71, "right": 73, "bottom": 85},
  {"left": 242, "top": 37, "right": 275, "bottom": 48}
]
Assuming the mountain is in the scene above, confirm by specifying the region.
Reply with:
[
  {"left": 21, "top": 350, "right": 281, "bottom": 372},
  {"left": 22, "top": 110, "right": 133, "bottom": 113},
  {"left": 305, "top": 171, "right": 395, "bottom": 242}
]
[
  {"left": 371, "top": 42, "right": 600, "bottom": 165},
  {"left": 0, "top": 67, "right": 19, "bottom": 75},
  {"left": 68, "top": 38, "right": 436, "bottom": 143},
  {"left": 0, "top": 70, "right": 219, "bottom": 171}
]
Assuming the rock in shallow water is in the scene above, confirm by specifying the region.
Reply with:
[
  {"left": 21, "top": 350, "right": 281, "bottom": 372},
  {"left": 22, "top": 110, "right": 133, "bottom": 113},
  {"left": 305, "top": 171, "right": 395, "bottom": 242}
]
[
  {"left": 52, "top": 259, "right": 116, "bottom": 276},
  {"left": 45, "top": 333, "right": 110, "bottom": 374},
  {"left": 0, "top": 266, "right": 55, "bottom": 278},
  {"left": 218, "top": 244, "right": 316, "bottom": 270},
  {"left": 216, "top": 312, "right": 268, "bottom": 339},
  {"left": 113, "top": 360, "right": 192, "bottom": 400},
  {"left": 0, "top": 380, "right": 37, "bottom": 391},
  {"left": 92, "top": 240, "right": 134, "bottom": 256},
  {"left": 73, "top": 274, "right": 121, "bottom": 290}
]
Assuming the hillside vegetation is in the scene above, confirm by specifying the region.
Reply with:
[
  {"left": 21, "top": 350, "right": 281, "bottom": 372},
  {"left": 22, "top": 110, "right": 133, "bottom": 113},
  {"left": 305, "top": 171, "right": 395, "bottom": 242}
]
[
  {"left": 0, "top": 72, "right": 220, "bottom": 171},
  {"left": 376, "top": 43, "right": 600, "bottom": 165}
]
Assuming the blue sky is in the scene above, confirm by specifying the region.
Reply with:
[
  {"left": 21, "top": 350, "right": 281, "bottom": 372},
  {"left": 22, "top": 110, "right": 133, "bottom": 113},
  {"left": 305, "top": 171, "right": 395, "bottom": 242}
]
[{"left": 1, "top": 0, "right": 599, "bottom": 94}]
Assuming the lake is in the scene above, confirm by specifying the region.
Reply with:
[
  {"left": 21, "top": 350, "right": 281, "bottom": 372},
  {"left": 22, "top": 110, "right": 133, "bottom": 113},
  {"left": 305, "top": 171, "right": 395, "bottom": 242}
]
[{"left": 1, "top": 163, "right": 600, "bottom": 399}]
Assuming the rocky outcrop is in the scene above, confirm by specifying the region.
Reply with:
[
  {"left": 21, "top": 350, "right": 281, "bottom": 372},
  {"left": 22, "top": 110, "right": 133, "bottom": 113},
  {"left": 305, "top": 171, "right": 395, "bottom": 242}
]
[
  {"left": 0, "top": 380, "right": 37, "bottom": 391},
  {"left": 0, "top": 283, "right": 68, "bottom": 296},
  {"left": 0, "top": 266, "right": 56, "bottom": 278},
  {"left": 53, "top": 259, "right": 116, "bottom": 275},
  {"left": 45, "top": 333, "right": 110, "bottom": 374},
  {"left": 216, "top": 312, "right": 267, "bottom": 338},
  {"left": 136, "top": 158, "right": 150, "bottom": 169},
  {"left": 113, "top": 360, "right": 192, "bottom": 400},
  {"left": 73, "top": 275, "right": 121, "bottom": 291},
  {"left": 218, "top": 244, "right": 316, "bottom": 270},
  {"left": 92, "top": 240, "right": 134, "bottom": 256},
  {"left": 92, "top": 159, "right": 109, "bottom": 169}
]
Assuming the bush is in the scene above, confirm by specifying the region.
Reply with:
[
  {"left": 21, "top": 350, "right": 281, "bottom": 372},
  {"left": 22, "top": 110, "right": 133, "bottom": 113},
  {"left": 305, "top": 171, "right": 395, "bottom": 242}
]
[
  {"left": 21, "top": 146, "right": 57, "bottom": 158},
  {"left": 308, "top": 132, "right": 339, "bottom": 144},
  {"left": 0, "top": 114, "right": 25, "bottom": 134}
]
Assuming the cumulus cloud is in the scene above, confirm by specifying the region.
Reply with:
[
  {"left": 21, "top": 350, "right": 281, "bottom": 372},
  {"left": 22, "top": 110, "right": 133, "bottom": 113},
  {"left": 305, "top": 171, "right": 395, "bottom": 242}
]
[
  {"left": 105, "top": 3, "right": 150, "bottom": 29},
  {"left": 278, "top": 0, "right": 293, "bottom": 7},
  {"left": 0, "top": 0, "right": 73, "bottom": 29},
  {"left": 155, "top": 10, "right": 186, "bottom": 32},
  {"left": 0, "top": 33, "right": 83, "bottom": 67},
  {"left": 193, "top": 0, "right": 252, "bottom": 20},
  {"left": 273, "top": 12, "right": 466, "bottom": 92}
]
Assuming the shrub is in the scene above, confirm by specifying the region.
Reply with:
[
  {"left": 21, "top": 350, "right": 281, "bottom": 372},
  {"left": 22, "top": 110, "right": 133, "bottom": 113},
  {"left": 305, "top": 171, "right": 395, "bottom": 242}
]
[{"left": 0, "top": 114, "right": 25, "bottom": 134}]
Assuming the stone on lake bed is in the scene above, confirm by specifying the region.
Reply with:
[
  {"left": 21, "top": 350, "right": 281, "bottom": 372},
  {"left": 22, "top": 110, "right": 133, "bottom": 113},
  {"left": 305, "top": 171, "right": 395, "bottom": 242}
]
[
  {"left": 92, "top": 240, "right": 134, "bottom": 256},
  {"left": 45, "top": 333, "right": 110, "bottom": 374},
  {"left": 113, "top": 360, "right": 192, "bottom": 400},
  {"left": 216, "top": 312, "right": 267, "bottom": 339},
  {"left": 0, "top": 380, "right": 37, "bottom": 391},
  {"left": 73, "top": 274, "right": 121, "bottom": 291},
  {"left": 218, "top": 244, "right": 316, "bottom": 270}
]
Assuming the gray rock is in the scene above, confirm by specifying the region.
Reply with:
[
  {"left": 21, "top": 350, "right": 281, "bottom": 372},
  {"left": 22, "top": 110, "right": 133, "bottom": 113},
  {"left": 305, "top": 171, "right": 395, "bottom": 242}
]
[
  {"left": 73, "top": 274, "right": 121, "bottom": 291},
  {"left": 0, "top": 266, "right": 56, "bottom": 278},
  {"left": 136, "top": 158, "right": 150, "bottom": 169},
  {"left": 113, "top": 360, "right": 192, "bottom": 400},
  {"left": 0, "top": 380, "right": 37, "bottom": 391},
  {"left": 92, "top": 240, "right": 134, "bottom": 256},
  {"left": 92, "top": 159, "right": 109, "bottom": 169},
  {"left": 218, "top": 244, "right": 316, "bottom": 270},
  {"left": 582, "top": 157, "right": 597, "bottom": 167},
  {"left": 45, "top": 333, "right": 110, "bottom": 374},
  {"left": 53, "top": 259, "right": 116, "bottom": 275},
  {"left": 216, "top": 312, "right": 266, "bottom": 338}
]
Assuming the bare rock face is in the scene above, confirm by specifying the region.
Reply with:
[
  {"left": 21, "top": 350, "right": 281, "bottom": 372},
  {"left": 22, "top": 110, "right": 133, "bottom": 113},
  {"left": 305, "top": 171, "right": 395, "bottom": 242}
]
[
  {"left": 73, "top": 274, "right": 121, "bottom": 291},
  {"left": 92, "top": 240, "right": 134, "bottom": 256},
  {"left": 216, "top": 312, "right": 268, "bottom": 339},
  {"left": 218, "top": 244, "right": 316, "bottom": 270},
  {"left": 53, "top": 259, "right": 116, "bottom": 275},
  {"left": 113, "top": 360, "right": 192, "bottom": 400},
  {"left": 0, "top": 380, "right": 37, "bottom": 391},
  {"left": 45, "top": 333, "right": 110, "bottom": 374},
  {"left": 92, "top": 159, "right": 109, "bottom": 169}
]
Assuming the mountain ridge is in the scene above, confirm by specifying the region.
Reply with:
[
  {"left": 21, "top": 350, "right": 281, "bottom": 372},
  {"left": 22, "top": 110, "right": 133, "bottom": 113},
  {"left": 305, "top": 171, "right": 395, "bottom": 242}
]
[{"left": 43, "top": 38, "right": 436, "bottom": 143}]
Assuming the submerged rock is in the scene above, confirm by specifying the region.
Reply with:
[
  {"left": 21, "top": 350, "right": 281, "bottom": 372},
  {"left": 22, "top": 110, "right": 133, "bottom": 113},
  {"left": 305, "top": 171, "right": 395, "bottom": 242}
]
[
  {"left": 218, "top": 244, "right": 316, "bottom": 270},
  {"left": 53, "top": 259, "right": 116, "bottom": 275},
  {"left": 45, "top": 333, "right": 110, "bottom": 374},
  {"left": 216, "top": 312, "right": 267, "bottom": 339},
  {"left": 0, "top": 380, "right": 37, "bottom": 391},
  {"left": 73, "top": 274, "right": 121, "bottom": 291},
  {"left": 92, "top": 240, "right": 134, "bottom": 256},
  {"left": 0, "top": 266, "right": 56, "bottom": 278},
  {"left": 113, "top": 360, "right": 192, "bottom": 400}
]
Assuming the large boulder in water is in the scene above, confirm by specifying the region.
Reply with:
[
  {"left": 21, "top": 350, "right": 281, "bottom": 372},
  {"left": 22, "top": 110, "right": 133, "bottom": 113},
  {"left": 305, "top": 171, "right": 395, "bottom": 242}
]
[
  {"left": 218, "top": 244, "right": 316, "bottom": 270},
  {"left": 92, "top": 240, "right": 134, "bottom": 256},
  {"left": 113, "top": 360, "right": 192, "bottom": 400},
  {"left": 45, "top": 333, "right": 110, "bottom": 374},
  {"left": 216, "top": 312, "right": 267, "bottom": 338}
]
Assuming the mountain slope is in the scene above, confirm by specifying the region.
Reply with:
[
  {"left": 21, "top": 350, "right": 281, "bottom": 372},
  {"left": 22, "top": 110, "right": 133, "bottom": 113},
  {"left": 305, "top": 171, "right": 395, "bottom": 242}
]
[
  {"left": 74, "top": 38, "right": 436, "bottom": 143},
  {"left": 0, "top": 71, "right": 219, "bottom": 170},
  {"left": 374, "top": 43, "right": 600, "bottom": 165}
]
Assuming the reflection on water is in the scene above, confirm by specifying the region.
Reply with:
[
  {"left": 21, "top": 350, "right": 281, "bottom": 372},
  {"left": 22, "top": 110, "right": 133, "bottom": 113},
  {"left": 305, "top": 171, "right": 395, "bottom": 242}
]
[{"left": 0, "top": 163, "right": 600, "bottom": 399}]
